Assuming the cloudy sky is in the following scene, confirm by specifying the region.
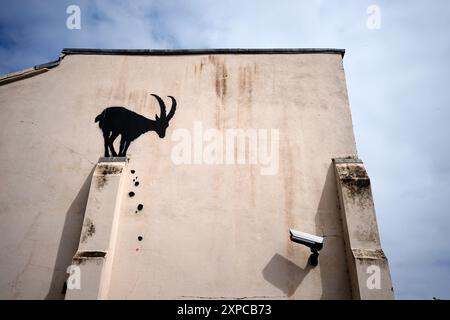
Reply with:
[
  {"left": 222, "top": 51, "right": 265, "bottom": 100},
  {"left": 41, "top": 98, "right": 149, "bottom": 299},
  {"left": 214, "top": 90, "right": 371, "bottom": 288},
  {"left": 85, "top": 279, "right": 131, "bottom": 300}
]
[{"left": 1, "top": 0, "right": 449, "bottom": 299}]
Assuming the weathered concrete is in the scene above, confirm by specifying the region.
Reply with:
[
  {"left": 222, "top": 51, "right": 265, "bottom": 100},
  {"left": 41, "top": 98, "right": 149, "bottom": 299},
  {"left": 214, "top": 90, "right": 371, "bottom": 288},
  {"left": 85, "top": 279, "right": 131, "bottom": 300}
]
[
  {"left": 65, "top": 159, "right": 127, "bottom": 299},
  {"left": 334, "top": 158, "right": 394, "bottom": 299}
]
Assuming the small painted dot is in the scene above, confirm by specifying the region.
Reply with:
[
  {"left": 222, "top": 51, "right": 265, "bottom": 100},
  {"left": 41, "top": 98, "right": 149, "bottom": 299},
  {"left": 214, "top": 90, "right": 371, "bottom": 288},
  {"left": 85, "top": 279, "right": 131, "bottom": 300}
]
[
  {"left": 128, "top": 191, "right": 135, "bottom": 197},
  {"left": 135, "top": 181, "right": 139, "bottom": 186},
  {"left": 137, "top": 204, "right": 143, "bottom": 211},
  {"left": 131, "top": 170, "right": 135, "bottom": 174},
  {"left": 138, "top": 236, "right": 143, "bottom": 241}
]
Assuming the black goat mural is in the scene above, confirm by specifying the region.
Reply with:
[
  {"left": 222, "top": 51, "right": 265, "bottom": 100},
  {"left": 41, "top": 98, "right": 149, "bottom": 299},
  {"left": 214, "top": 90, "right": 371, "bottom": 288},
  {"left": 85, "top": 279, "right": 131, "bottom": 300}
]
[{"left": 95, "top": 94, "right": 177, "bottom": 157}]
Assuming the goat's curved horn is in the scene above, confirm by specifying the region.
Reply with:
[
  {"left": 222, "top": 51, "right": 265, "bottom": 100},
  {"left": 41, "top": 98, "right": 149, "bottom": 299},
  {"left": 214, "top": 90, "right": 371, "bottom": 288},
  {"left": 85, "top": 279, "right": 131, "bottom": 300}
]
[
  {"left": 150, "top": 94, "right": 166, "bottom": 119},
  {"left": 166, "top": 96, "right": 177, "bottom": 121}
]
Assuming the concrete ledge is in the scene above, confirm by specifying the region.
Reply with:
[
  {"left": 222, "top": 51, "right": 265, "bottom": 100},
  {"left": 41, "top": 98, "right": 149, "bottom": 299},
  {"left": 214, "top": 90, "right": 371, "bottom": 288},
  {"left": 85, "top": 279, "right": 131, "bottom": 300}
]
[
  {"left": 333, "top": 158, "right": 394, "bottom": 300},
  {"left": 98, "top": 157, "right": 127, "bottom": 163},
  {"left": 352, "top": 248, "right": 387, "bottom": 260},
  {"left": 333, "top": 158, "right": 363, "bottom": 164},
  {"left": 65, "top": 159, "right": 127, "bottom": 300}
]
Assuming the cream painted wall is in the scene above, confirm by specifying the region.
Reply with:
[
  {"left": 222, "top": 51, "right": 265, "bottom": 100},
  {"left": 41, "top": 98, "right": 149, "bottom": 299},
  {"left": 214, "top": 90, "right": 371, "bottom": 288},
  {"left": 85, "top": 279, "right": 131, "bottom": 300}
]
[{"left": 0, "top": 52, "right": 357, "bottom": 299}]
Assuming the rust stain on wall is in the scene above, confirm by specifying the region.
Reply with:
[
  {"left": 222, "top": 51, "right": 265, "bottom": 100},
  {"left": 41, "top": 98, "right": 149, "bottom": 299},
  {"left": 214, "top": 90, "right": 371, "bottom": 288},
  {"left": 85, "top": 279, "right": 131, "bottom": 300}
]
[
  {"left": 237, "top": 65, "right": 255, "bottom": 127},
  {"left": 200, "top": 60, "right": 205, "bottom": 72},
  {"left": 237, "top": 64, "right": 257, "bottom": 205},
  {"left": 110, "top": 56, "right": 129, "bottom": 103},
  {"left": 205, "top": 55, "right": 228, "bottom": 129},
  {"left": 215, "top": 64, "right": 228, "bottom": 101}
]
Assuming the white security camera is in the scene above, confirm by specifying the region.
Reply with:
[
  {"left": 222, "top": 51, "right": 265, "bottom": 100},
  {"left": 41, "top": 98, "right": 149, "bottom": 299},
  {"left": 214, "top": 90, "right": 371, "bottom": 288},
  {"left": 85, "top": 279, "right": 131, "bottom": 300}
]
[{"left": 289, "top": 229, "right": 324, "bottom": 266}]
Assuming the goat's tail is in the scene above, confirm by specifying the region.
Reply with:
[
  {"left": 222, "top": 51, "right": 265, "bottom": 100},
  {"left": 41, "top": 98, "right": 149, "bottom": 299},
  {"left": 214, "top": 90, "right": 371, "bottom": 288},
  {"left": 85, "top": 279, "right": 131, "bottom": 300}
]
[{"left": 95, "top": 111, "right": 104, "bottom": 124}]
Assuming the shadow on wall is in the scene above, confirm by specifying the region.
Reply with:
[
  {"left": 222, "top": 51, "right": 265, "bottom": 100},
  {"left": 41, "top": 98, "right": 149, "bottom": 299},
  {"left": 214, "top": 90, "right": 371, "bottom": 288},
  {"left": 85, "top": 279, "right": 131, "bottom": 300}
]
[
  {"left": 314, "top": 163, "right": 352, "bottom": 299},
  {"left": 45, "top": 167, "right": 94, "bottom": 299},
  {"left": 262, "top": 253, "right": 312, "bottom": 297}
]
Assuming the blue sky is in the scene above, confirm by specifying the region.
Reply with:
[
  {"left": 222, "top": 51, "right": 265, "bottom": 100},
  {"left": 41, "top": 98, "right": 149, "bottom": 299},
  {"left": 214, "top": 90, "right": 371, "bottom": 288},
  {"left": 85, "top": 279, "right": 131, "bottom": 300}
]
[{"left": 1, "top": 0, "right": 450, "bottom": 299}]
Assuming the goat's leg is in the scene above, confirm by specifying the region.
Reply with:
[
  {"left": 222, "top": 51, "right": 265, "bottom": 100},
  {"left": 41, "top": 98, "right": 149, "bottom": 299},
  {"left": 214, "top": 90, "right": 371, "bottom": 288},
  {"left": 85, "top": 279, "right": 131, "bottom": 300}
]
[
  {"left": 122, "top": 140, "right": 131, "bottom": 156},
  {"left": 103, "top": 131, "right": 110, "bottom": 157},
  {"left": 108, "top": 132, "right": 119, "bottom": 157},
  {"left": 118, "top": 136, "right": 126, "bottom": 157}
]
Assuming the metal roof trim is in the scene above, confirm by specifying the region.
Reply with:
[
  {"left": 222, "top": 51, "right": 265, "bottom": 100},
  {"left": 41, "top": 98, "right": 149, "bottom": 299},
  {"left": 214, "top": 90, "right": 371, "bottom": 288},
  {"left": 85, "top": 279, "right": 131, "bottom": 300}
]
[{"left": 61, "top": 48, "right": 345, "bottom": 57}]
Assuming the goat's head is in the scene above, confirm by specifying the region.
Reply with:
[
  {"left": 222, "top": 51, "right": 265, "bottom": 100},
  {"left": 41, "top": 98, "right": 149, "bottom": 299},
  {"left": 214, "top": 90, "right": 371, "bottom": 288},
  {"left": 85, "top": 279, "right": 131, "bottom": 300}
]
[{"left": 150, "top": 94, "right": 177, "bottom": 138}]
